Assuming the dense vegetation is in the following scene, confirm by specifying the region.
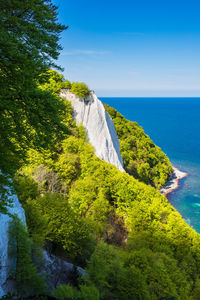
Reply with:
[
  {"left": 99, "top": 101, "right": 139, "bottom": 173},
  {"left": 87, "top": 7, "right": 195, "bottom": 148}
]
[
  {"left": 8, "top": 216, "right": 46, "bottom": 296},
  {"left": 0, "top": 0, "right": 88, "bottom": 210},
  {"left": 0, "top": 0, "right": 68, "bottom": 212},
  {"left": 70, "top": 82, "right": 90, "bottom": 98},
  {"left": 1, "top": 1, "right": 200, "bottom": 299},
  {"left": 11, "top": 71, "right": 200, "bottom": 299},
  {"left": 40, "top": 70, "right": 90, "bottom": 98},
  {"left": 104, "top": 105, "right": 173, "bottom": 188}
]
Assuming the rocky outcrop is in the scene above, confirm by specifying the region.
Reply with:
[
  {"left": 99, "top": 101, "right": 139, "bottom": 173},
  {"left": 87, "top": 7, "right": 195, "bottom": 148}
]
[
  {"left": 160, "top": 166, "right": 188, "bottom": 197},
  {"left": 0, "top": 194, "right": 26, "bottom": 297},
  {"left": 60, "top": 90, "right": 124, "bottom": 172},
  {"left": 42, "top": 251, "right": 85, "bottom": 290}
]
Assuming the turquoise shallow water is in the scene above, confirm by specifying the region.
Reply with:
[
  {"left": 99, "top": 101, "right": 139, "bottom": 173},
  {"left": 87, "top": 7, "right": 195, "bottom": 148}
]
[{"left": 100, "top": 97, "right": 200, "bottom": 233}]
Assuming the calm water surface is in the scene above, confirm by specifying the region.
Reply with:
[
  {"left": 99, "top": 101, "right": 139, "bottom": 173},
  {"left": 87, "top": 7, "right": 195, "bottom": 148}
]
[{"left": 100, "top": 97, "right": 200, "bottom": 233}]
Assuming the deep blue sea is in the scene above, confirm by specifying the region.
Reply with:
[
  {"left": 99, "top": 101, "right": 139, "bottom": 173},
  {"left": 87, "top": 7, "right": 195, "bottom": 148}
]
[{"left": 100, "top": 97, "right": 200, "bottom": 233}]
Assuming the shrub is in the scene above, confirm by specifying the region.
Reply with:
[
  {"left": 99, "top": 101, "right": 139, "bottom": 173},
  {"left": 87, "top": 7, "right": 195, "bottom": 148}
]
[
  {"left": 63, "top": 80, "right": 72, "bottom": 89},
  {"left": 52, "top": 283, "right": 99, "bottom": 300},
  {"left": 71, "top": 82, "right": 90, "bottom": 98}
]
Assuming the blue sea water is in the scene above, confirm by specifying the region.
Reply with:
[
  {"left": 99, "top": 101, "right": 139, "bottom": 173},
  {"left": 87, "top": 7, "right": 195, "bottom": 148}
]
[{"left": 100, "top": 97, "right": 200, "bottom": 233}]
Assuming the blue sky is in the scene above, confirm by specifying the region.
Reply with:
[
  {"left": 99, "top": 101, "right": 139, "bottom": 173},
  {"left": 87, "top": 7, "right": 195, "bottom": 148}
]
[{"left": 53, "top": 0, "right": 200, "bottom": 96}]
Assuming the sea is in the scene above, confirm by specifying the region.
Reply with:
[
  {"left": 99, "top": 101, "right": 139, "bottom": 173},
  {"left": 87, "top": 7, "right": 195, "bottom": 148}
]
[{"left": 100, "top": 97, "right": 200, "bottom": 233}]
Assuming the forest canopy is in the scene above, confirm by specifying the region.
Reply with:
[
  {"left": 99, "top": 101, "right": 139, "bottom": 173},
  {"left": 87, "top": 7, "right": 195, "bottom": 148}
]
[{"left": 0, "top": 0, "right": 67, "bottom": 211}]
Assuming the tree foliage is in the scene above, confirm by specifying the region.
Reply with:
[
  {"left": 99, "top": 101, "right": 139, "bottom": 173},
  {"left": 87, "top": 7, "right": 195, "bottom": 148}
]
[
  {"left": 39, "top": 70, "right": 72, "bottom": 95},
  {"left": 8, "top": 216, "right": 46, "bottom": 296},
  {"left": 25, "top": 193, "right": 95, "bottom": 262},
  {"left": 16, "top": 124, "right": 200, "bottom": 298},
  {"left": 52, "top": 283, "right": 99, "bottom": 300},
  {"left": 70, "top": 82, "right": 90, "bottom": 98},
  {"left": 104, "top": 104, "right": 173, "bottom": 188},
  {"left": 0, "top": 0, "right": 68, "bottom": 211}
]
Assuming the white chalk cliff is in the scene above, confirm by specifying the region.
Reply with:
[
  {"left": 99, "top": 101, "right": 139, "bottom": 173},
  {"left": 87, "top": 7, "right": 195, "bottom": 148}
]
[{"left": 60, "top": 89, "right": 124, "bottom": 172}]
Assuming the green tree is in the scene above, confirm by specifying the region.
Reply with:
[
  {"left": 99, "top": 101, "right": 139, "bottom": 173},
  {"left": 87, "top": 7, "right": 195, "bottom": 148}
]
[
  {"left": 8, "top": 216, "right": 46, "bottom": 296},
  {"left": 52, "top": 283, "right": 99, "bottom": 300},
  {"left": 39, "top": 70, "right": 72, "bottom": 95},
  {"left": 86, "top": 242, "right": 150, "bottom": 300},
  {"left": 0, "top": 0, "right": 68, "bottom": 210},
  {"left": 71, "top": 82, "right": 90, "bottom": 98},
  {"left": 24, "top": 193, "right": 95, "bottom": 262}
]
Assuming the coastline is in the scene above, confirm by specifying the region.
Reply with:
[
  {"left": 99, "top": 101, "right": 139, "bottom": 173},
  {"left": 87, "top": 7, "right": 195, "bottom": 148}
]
[{"left": 160, "top": 166, "right": 188, "bottom": 197}]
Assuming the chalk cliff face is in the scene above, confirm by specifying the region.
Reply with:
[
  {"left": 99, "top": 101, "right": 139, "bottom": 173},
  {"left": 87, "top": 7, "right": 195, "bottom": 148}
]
[
  {"left": 0, "top": 194, "right": 26, "bottom": 297},
  {"left": 60, "top": 90, "right": 124, "bottom": 172}
]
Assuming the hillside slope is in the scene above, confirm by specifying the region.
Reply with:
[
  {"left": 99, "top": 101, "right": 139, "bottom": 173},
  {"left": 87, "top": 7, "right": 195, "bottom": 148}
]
[{"left": 4, "top": 72, "right": 200, "bottom": 299}]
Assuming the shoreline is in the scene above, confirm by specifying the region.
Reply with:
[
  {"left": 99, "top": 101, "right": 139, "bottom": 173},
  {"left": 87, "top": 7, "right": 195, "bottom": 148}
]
[{"left": 160, "top": 166, "right": 188, "bottom": 197}]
